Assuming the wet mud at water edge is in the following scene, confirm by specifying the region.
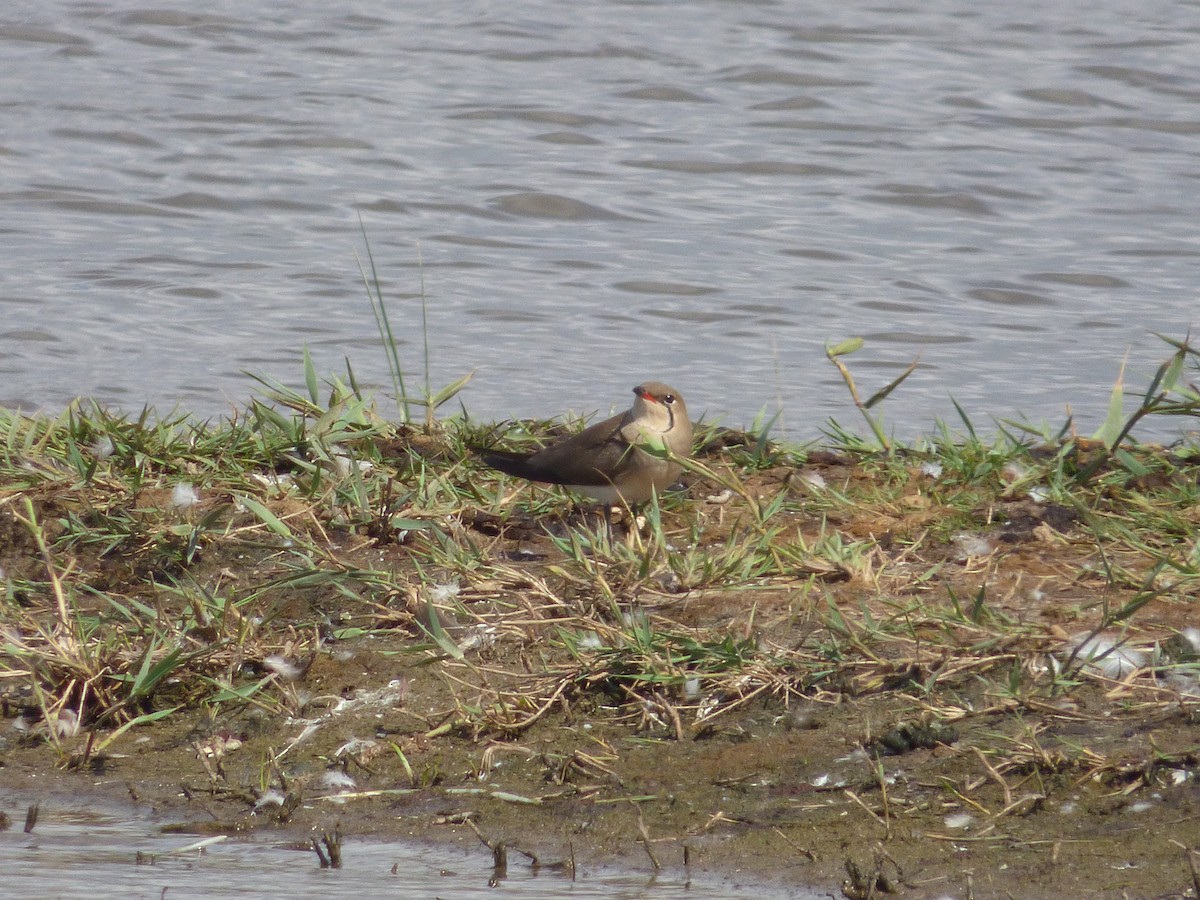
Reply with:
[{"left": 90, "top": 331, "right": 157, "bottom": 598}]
[{"left": 2, "top": 420, "right": 1200, "bottom": 898}]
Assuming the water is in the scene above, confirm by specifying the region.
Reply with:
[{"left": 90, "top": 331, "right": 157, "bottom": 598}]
[
  {"left": 0, "top": 794, "right": 809, "bottom": 899},
  {"left": 2, "top": 0, "right": 1199, "bottom": 440}
]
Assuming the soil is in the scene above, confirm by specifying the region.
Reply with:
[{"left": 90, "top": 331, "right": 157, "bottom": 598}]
[{"left": 2, "top": 447, "right": 1199, "bottom": 899}]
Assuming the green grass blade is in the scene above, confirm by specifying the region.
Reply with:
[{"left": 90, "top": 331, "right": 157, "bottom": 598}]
[{"left": 237, "top": 494, "right": 296, "bottom": 540}]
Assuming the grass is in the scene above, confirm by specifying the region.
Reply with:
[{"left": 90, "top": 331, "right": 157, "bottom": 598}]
[{"left": 3, "top": 342, "right": 1198, "bottom": 736}]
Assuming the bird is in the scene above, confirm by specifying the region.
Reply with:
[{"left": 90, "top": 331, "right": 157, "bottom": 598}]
[{"left": 476, "top": 381, "right": 693, "bottom": 514}]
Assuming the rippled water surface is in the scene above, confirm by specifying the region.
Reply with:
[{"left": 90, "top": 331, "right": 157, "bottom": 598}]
[
  {"left": 0, "top": 794, "right": 805, "bottom": 899},
  {"left": 3, "top": 1, "right": 1199, "bottom": 438}
]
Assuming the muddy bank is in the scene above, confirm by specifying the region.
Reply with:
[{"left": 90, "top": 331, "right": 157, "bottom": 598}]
[
  {"left": 2, "top": 409, "right": 1200, "bottom": 898},
  {"left": 1, "top": 629, "right": 1196, "bottom": 899}
]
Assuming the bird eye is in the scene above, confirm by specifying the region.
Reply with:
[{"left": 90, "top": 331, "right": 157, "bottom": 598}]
[{"left": 664, "top": 394, "right": 675, "bottom": 404}]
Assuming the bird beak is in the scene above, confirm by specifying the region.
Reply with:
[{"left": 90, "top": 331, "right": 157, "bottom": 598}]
[{"left": 633, "top": 385, "right": 658, "bottom": 403}]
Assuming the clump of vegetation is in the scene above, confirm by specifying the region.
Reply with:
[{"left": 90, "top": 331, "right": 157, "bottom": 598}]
[{"left": 3, "top": 311, "right": 1200, "bottom": 894}]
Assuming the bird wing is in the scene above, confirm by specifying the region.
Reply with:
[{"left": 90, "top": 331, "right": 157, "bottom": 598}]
[{"left": 521, "top": 409, "right": 642, "bottom": 486}]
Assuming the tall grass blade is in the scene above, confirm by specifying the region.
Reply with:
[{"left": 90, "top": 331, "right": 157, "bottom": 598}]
[
  {"left": 1091, "top": 352, "right": 1127, "bottom": 450},
  {"left": 355, "top": 213, "right": 409, "bottom": 421},
  {"left": 303, "top": 345, "right": 320, "bottom": 406}
]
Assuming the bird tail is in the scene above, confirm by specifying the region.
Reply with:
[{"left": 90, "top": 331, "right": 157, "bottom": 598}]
[{"left": 471, "top": 447, "right": 541, "bottom": 480}]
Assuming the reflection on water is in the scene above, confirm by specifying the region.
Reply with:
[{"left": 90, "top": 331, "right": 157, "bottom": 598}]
[
  {"left": 0, "top": 794, "right": 810, "bottom": 900},
  {"left": 1, "top": 1, "right": 1198, "bottom": 440}
]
